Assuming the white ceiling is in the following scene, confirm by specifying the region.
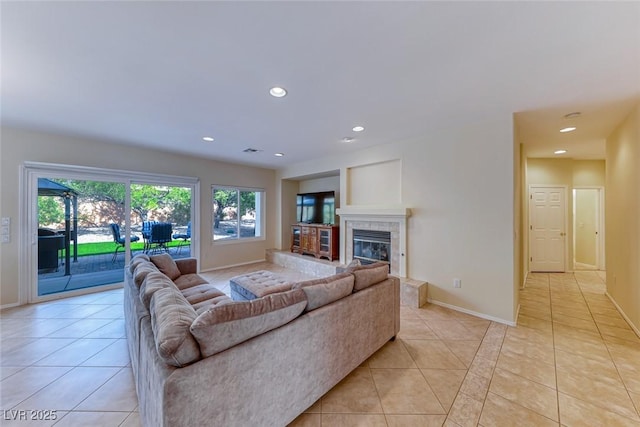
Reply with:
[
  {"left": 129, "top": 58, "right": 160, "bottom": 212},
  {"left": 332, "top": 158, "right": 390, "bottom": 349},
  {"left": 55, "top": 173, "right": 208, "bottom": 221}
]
[{"left": 2, "top": 1, "right": 639, "bottom": 168}]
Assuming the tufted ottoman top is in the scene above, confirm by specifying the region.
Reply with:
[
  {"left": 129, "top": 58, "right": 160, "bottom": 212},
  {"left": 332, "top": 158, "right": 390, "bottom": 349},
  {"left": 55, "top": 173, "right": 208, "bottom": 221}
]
[{"left": 229, "top": 270, "right": 295, "bottom": 301}]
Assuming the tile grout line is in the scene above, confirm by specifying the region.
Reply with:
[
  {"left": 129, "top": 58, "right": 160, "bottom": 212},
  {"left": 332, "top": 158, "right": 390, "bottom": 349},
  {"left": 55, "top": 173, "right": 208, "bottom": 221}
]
[
  {"left": 543, "top": 273, "right": 562, "bottom": 427},
  {"left": 577, "top": 272, "right": 640, "bottom": 421}
]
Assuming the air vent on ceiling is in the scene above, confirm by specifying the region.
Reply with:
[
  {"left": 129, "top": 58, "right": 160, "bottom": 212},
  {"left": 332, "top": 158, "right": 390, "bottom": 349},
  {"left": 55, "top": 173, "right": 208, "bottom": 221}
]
[{"left": 243, "top": 148, "right": 262, "bottom": 153}]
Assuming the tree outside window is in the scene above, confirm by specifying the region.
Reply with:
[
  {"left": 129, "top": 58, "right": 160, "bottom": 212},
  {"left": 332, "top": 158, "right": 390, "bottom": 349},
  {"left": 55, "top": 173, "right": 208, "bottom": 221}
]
[{"left": 213, "top": 187, "right": 263, "bottom": 241}]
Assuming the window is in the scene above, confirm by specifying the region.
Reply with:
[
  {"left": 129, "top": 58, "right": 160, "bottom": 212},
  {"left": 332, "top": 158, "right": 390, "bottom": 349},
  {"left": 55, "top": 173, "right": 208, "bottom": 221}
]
[{"left": 213, "top": 186, "right": 264, "bottom": 241}]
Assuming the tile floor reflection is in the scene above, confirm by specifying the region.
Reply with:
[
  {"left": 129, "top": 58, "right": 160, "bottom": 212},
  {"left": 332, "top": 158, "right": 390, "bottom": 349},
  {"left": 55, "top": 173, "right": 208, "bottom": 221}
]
[{"left": 1, "top": 269, "right": 639, "bottom": 426}]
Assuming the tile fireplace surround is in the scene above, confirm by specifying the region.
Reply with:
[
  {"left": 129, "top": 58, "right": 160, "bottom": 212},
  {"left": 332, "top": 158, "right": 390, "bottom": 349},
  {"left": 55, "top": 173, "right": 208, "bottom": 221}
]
[{"left": 336, "top": 206, "right": 411, "bottom": 278}]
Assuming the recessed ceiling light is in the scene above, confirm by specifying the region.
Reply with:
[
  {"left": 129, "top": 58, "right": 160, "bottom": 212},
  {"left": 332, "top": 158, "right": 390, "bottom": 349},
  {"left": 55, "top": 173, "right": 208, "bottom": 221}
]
[
  {"left": 202, "top": 136, "right": 214, "bottom": 142},
  {"left": 560, "top": 127, "right": 576, "bottom": 133},
  {"left": 554, "top": 149, "right": 567, "bottom": 154},
  {"left": 269, "top": 86, "right": 287, "bottom": 98},
  {"left": 564, "top": 112, "right": 581, "bottom": 119},
  {"left": 341, "top": 137, "right": 355, "bottom": 143},
  {"left": 274, "top": 152, "right": 284, "bottom": 157},
  {"left": 352, "top": 126, "right": 365, "bottom": 132}
]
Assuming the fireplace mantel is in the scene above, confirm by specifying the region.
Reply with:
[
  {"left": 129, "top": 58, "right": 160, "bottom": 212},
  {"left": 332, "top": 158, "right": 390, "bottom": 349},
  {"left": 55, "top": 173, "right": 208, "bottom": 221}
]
[
  {"left": 336, "top": 206, "right": 410, "bottom": 277},
  {"left": 336, "top": 206, "right": 411, "bottom": 218}
]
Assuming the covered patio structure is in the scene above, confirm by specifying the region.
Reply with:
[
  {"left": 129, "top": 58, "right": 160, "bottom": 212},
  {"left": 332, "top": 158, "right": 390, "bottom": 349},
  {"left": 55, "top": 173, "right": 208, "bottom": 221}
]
[{"left": 38, "top": 178, "right": 78, "bottom": 276}]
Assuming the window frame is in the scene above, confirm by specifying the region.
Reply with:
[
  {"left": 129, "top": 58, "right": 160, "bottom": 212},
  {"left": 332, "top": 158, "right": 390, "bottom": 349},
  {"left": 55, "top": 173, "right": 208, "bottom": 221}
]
[
  {"left": 21, "top": 161, "right": 199, "bottom": 304},
  {"left": 212, "top": 185, "right": 265, "bottom": 244}
]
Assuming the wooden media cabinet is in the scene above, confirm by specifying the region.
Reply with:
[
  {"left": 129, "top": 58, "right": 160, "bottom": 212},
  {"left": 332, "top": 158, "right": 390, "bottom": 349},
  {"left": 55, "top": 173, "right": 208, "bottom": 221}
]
[{"left": 291, "top": 224, "right": 339, "bottom": 261}]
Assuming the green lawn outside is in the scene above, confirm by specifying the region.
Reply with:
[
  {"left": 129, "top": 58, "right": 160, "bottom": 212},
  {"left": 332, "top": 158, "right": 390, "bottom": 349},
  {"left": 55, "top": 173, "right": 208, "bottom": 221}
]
[{"left": 63, "top": 240, "right": 185, "bottom": 257}]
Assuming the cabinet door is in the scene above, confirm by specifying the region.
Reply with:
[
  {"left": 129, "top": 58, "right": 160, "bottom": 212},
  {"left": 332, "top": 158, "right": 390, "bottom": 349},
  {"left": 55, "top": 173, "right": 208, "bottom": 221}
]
[
  {"left": 301, "top": 226, "right": 316, "bottom": 253},
  {"left": 291, "top": 226, "right": 301, "bottom": 251},
  {"left": 318, "top": 228, "right": 331, "bottom": 254},
  {"left": 308, "top": 227, "right": 317, "bottom": 252}
]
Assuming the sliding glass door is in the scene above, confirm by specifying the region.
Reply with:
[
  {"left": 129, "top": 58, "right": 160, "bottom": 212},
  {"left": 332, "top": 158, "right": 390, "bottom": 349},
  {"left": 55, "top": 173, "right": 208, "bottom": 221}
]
[{"left": 23, "top": 162, "right": 199, "bottom": 303}]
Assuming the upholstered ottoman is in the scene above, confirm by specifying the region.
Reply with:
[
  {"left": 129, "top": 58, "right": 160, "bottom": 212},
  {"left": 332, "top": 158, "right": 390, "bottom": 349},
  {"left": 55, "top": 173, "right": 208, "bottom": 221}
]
[{"left": 229, "top": 270, "right": 294, "bottom": 301}]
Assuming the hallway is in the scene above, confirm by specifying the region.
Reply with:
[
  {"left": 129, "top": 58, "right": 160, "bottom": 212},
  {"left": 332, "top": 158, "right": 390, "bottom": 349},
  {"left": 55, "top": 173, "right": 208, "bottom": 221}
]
[{"left": 514, "top": 270, "right": 640, "bottom": 425}]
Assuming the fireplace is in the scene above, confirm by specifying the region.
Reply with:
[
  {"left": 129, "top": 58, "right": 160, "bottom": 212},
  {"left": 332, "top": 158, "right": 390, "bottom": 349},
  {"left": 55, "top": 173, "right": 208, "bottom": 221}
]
[
  {"left": 336, "top": 206, "right": 411, "bottom": 277},
  {"left": 353, "top": 229, "right": 391, "bottom": 270}
]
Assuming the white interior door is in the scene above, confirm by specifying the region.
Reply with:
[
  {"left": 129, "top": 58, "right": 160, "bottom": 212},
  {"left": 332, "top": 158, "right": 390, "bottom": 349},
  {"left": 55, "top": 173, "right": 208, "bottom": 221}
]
[{"left": 529, "top": 186, "right": 566, "bottom": 272}]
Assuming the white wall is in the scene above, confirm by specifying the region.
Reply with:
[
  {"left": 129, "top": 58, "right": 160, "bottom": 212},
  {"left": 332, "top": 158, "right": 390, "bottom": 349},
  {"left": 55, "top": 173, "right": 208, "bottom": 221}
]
[
  {"left": 346, "top": 160, "right": 401, "bottom": 205},
  {"left": 299, "top": 175, "right": 340, "bottom": 195},
  {"left": 605, "top": 102, "right": 640, "bottom": 331},
  {"left": 0, "top": 127, "right": 277, "bottom": 306},
  {"left": 278, "top": 116, "right": 516, "bottom": 323}
]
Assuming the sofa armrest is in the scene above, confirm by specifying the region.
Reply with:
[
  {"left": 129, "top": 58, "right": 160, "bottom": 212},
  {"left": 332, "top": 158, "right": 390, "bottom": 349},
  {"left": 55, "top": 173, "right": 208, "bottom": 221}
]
[{"left": 175, "top": 258, "right": 197, "bottom": 275}]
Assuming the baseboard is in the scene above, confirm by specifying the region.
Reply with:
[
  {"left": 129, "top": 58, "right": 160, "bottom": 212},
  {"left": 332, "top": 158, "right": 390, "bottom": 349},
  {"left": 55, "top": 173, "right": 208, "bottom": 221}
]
[
  {"left": 199, "top": 258, "right": 266, "bottom": 273},
  {"left": 574, "top": 261, "right": 598, "bottom": 271},
  {"left": 605, "top": 292, "right": 640, "bottom": 339},
  {"left": 0, "top": 301, "right": 20, "bottom": 311},
  {"left": 427, "top": 298, "right": 517, "bottom": 327}
]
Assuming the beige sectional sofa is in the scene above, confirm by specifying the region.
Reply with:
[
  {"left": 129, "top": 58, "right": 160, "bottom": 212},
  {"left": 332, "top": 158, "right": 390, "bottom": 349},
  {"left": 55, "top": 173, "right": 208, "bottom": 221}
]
[{"left": 124, "top": 253, "right": 400, "bottom": 427}]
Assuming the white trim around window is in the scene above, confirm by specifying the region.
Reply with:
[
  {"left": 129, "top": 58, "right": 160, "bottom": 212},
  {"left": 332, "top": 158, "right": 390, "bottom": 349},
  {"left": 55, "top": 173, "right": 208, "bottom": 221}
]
[{"left": 212, "top": 185, "right": 265, "bottom": 245}]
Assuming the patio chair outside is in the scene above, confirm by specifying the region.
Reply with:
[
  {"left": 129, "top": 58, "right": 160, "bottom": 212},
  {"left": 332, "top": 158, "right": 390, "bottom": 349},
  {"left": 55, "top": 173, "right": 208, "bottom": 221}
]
[
  {"left": 147, "top": 223, "right": 172, "bottom": 254},
  {"left": 110, "top": 223, "right": 140, "bottom": 262},
  {"left": 142, "top": 220, "right": 158, "bottom": 252},
  {"left": 172, "top": 221, "right": 191, "bottom": 254}
]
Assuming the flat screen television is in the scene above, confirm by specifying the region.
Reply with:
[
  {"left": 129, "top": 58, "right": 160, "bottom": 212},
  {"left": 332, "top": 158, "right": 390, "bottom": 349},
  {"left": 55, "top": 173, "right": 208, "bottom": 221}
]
[{"left": 296, "top": 191, "right": 335, "bottom": 224}]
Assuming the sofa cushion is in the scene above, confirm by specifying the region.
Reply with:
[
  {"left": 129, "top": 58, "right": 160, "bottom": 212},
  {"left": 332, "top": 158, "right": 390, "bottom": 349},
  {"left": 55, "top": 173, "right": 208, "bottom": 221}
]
[
  {"left": 190, "top": 289, "right": 307, "bottom": 357},
  {"left": 129, "top": 253, "right": 150, "bottom": 274},
  {"left": 174, "top": 273, "right": 209, "bottom": 290},
  {"left": 347, "top": 262, "right": 389, "bottom": 291},
  {"left": 193, "top": 295, "right": 234, "bottom": 315},
  {"left": 292, "top": 273, "right": 354, "bottom": 312},
  {"left": 133, "top": 262, "right": 159, "bottom": 288},
  {"left": 150, "top": 253, "right": 181, "bottom": 281},
  {"left": 181, "top": 284, "right": 228, "bottom": 305},
  {"left": 150, "top": 286, "right": 200, "bottom": 367},
  {"left": 140, "top": 271, "right": 178, "bottom": 309}
]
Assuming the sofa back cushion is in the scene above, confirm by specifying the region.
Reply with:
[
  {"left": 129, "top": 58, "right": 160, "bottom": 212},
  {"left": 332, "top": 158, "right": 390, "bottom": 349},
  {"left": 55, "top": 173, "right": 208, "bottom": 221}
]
[
  {"left": 150, "top": 253, "right": 181, "bottom": 281},
  {"left": 140, "top": 271, "right": 178, "bottom": 309},
  {"left": 347, "top": 262, "right": 389, "bottom": 291},
  {"left": 132, "top": 262, "right": 159, "bottom": 288},
  {"left": 190, "top": 289, "right": 307, "bottom": 357},
  {"left": 150, "top": 286, "right": 200, "bottom": 367},
  {"left": 292, "top": 273, "right": 354, "bottom": 312},
  {"left": 129, "top": 253, "right": 150, "bottom": 274}
]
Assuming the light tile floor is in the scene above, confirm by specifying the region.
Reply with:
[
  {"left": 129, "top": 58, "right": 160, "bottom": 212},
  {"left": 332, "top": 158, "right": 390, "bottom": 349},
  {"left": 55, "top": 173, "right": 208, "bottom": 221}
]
[{"left": 1, "top": 268, "right": 639, "bottom": 426}]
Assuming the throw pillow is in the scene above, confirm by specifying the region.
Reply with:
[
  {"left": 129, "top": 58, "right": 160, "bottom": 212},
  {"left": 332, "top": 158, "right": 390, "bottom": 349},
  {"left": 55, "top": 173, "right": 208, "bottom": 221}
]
[
  {"left": 348, "top": 262, "right": 389, "bottom": 291},
  {"left": 347, "top": 258, "right": 361, "bottom": 268},
  {"left": 190, "top": 289, "right": 307, "bottom": 357},
  {"left": 132, "top": 263, "right": 159, "bottom": 288},
  {"left": 150, "top": 253, "right": 181, "bottom": 281},
  {"left": 129, "top": 253, "right": 150, "bottom": 274},
  {"left": 150, "top": 286, "right": 201, "bottom": 367},
  {"left": 139, "top": 271, "right": 178, "bottom": 309},
  {"left": 292, "top": 273, "right": 354, "bottom": 311}
]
